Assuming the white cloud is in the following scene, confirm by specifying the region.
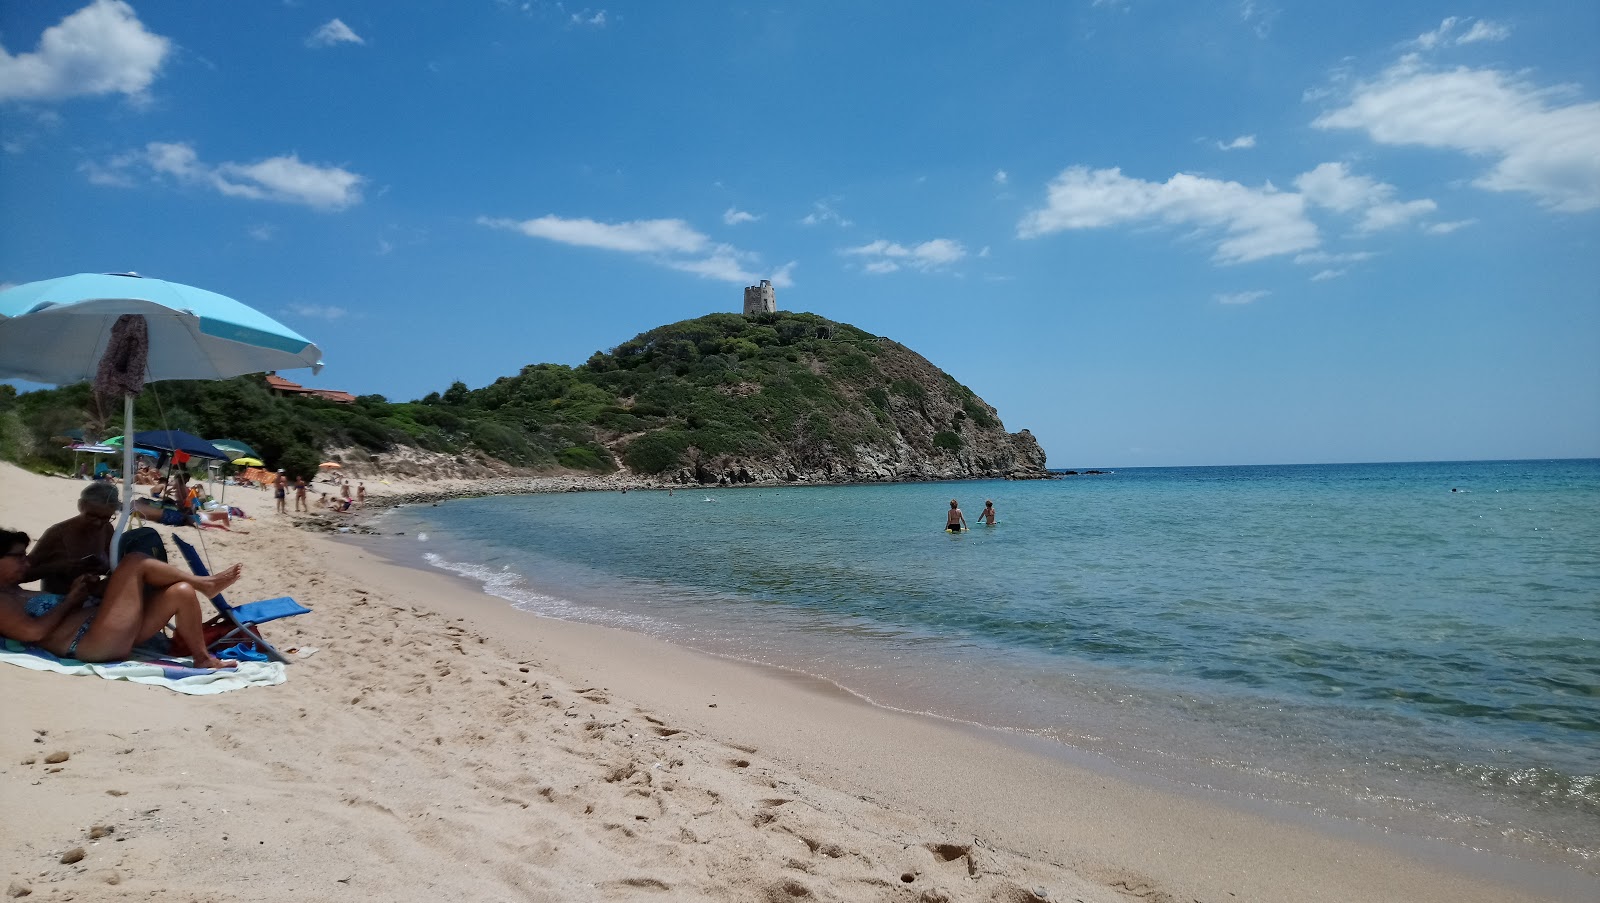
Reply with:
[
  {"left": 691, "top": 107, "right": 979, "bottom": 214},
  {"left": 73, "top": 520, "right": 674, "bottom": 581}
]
[
  {"left": 286, "top": 303, "right": 348, "bottom": 320},
  {"left": 768, "top": 261, "right": 797, "bottom": 289},
  {"left": 0, "top": 0, "right": 170, "bottom": 103},
  {"left": 799, "top": 200, "right": 852, "bottom": 227},
  {"left": 994, "top": 169, "right": 1009, "bottom": 185},
  {"left": 479, "top": 213, "right": 790, "bottom": 286},
  {"left": 1239, "top": 1, "right": 1278, "bottom": 38},
  {"left": 1217, "top": 134, "right": 1256, "bottom": 150},
  {"left": 1425, "top": 218, "right": 1477, "bottom": 234},
  {"left": 1410, "top": 17, "right": 1510, "bottom": 50},
  {"left": 1018, "top": 166, "right": 1319, "bottom": 263},
  {"left": 247, "top": 223, "right": 275, "bottom": 241},
  {"left": 723, "top": 207, "right": 759, "bottom": 226},
  {"left": 307, "top": 19, "right": 365, "bottom": 48},
  {"left": 1293, "top": 250, "right": 1376, "bottom": 265},
  {"left": 843, "top": 238, "right": 966, "bottom": 274},
  {"left": 376, "top": 238, "right": 393, "bottom": 255},
  {"left": 1316, "top": 58, "right": 1600, "bottom": 211},
  {"left": 1457, "top": 20, "right": 1510, "bottom": 45},
  {"left": 570, "top": 9, "right": 607, "bottom": 27},
  {"left": 1216, "top": 290, "right": 1269, "bottom": 305},
  {"left": 1310, "top": 269, "right": 1344, "bottom": 282},
  {"left": 1293, "top": 161, "right": 1436, "bottom": 231},
  {"left": 87, "top": 141, "right": 365, "bottom": 210},
  {"left": 479, "top": 215, "right": 707, "bottom": 253}
]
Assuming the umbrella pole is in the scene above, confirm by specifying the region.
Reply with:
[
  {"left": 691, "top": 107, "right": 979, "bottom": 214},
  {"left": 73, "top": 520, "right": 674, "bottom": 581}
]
[{"left": 111, "top": 395, "right": 134, "bottom": 567}]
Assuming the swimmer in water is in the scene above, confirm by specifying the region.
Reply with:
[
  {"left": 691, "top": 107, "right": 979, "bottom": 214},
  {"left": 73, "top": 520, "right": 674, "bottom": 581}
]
[
  {"left": 945, "top": 499, "right": 968, "bottom": 533},
  {"left": 978, "top": 499, "right": 997, "bottom": 526}
]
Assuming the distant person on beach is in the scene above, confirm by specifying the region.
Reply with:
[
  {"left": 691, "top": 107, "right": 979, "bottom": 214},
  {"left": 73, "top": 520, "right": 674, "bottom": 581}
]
[
  {"left": 946, "top": 499, "right": 968, "bottom": 533},
  {"left": 978, "top": 499, "right": 997, "bottom": 526},
  {"left": 356, "top": 482, "right": 366, "bottom": 505},
  {"left": 25, "top": 482, "right": 118, "bottom": 594},
  {"left": 274, "top": 471, "right": 288, "bottom": 514},
  {"left": 294, "top": 477, "right": 308, "bottom": 512},
  {"left": 0, "top": 528, "right": 242, "bottom": 669},
  {"left": 341, "top": 481, "right": 352, "bottom": 501}
]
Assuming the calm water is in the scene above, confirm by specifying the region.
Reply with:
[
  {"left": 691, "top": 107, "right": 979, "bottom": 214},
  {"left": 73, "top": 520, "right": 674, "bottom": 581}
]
[{"left": 369, "top": 460, "right": 1600, "bottom": 875}]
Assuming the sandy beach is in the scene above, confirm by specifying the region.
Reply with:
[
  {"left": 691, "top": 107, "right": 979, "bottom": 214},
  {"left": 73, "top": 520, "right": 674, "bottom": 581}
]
[{"left": 0, "top": 463, "right": 1588, "bottom": 902}]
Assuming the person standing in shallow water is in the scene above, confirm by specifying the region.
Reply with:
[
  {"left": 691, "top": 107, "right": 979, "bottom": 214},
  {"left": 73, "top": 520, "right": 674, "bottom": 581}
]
[
  {"left": 978, "top": 499, "right": 997, "bottom": 526},
  {"left": 945, "top": 499, "right": 968, "bottom": 533}
]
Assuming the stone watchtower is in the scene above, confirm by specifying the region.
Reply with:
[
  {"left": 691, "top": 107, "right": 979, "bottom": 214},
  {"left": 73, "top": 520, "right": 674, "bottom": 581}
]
[{"left": 743, "top": 279, "right": 775, "bottom": 315}]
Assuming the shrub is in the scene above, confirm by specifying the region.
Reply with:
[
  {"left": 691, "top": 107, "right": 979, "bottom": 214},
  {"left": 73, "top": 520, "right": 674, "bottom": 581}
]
[{"left": 933, "top": 431, "right": 962, "bottom": 453}]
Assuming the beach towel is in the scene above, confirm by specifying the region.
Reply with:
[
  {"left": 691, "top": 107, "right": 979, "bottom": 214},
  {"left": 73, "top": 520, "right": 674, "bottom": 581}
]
[{"left": 0, "top": 638, "right": 286, "bottom": 695}]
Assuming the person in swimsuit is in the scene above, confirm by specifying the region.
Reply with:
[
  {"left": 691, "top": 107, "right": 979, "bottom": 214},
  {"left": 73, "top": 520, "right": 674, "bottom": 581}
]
[
  {"left": 945, "top": 499, "right": 968, "bottom": 533},
  {"left": 294, "top": 476, "right": 309, "bottom": 512},
  {"left": 978, "top": 500, "right": 997, "bottom": 526},
  {"left": 0, "top": 528, "right": 243, "bottom": 669},
  {"left": 274, "top": 471, "right": 288, "bottom": 514}
]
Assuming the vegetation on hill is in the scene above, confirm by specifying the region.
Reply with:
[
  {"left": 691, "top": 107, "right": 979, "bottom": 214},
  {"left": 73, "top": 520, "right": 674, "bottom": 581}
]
[{"left": 1, "top": 311, "right": 1045, "bottom": 482}]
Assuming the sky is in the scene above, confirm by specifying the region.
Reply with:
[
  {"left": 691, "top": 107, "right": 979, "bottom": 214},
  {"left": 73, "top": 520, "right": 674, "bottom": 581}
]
[{"left": 1, "top": 1, "right": 1597, "bottom": 467}]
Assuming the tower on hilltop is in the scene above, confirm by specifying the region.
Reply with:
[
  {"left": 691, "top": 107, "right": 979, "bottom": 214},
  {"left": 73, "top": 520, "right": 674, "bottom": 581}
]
[{"left": 743, "top": 279, "right": 775, "bottom": 315}]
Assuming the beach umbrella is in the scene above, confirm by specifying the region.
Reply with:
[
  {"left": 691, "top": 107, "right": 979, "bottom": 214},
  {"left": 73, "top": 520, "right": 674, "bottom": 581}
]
[
  {"left": 318, "top": 461, "right": 341, "bottom": 468},
  {"left": 208, "top": 438, "right": 259, "bottom": 461},
  {"left": 0, "top": 272, "right": 322, "bottom": 563},
  {"left": 231, "top": 457, "right": 264, "bottom": 467},
  {"left": 131, "top": 430, "right": 229, "bottom": 461}
]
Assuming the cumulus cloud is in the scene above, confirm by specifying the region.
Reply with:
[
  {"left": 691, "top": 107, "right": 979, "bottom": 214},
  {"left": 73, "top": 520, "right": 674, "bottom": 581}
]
[
  {"left": 479, "top": 213, "right": 791, "bottom": 286},
  {"left": 86, "top": 141, "right": 365, "bottom": 210},
  {"left": 1425, "top": 218, "right": 1477, "bottom": 234},
  {"left": 1310, "top": 269, "right": 1344, "bottom": 282},
  {"left": 1293, "top": 161, "right": 1437, "bottom": 231},
  {"left": 570, "top": 9, "right": 607, "bottom": 26},
  {"left": 0, "top": 0, "right": 170, "bottom": 103},
  {"left": 1315, "top": 57, "right": 1600, "bottom": 212},
  {"left": 723, "top": 207, "right": 759, "bottom": 225},
  {"left": 842, "top": 238, "right": 966, "bottom": 274},
  {"left": 246, "top": 223, "right": 276, "bottom": 241},
  {"left": 1217, "top": 134, "right": 1256, "bottom": 150},
  {"left": 307, "top": 19, "right": 365, "bottom": 48},
  {"left": 1018, "top": 166, "right": 1319, "bottom": 263},
  {"left": 1409, "top": 17, "right": 1510, "bottom": 50},
  {"left": 1216, "top": 290, "right": 1270, "bottom": 305},
  {"left": 799, "top": 200, "right": 852, "bottom": 227},
  {"left": 994, "top": 169, "right": 1009, "bottom": 185}
]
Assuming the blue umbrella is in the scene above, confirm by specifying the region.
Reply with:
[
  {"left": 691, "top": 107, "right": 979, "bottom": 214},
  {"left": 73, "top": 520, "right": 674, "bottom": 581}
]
[
  {"left": 132, "top": 430, "right": 229, "bottom": 460},
  {"left": 0, "top": 272, "right": 323, "bottom": 561},
  {"left": 207, "top": 438, "right": 259, "bottom": 461}
]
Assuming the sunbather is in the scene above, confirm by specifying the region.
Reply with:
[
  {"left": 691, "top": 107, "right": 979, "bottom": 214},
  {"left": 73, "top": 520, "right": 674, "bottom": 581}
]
[
  {"left": 25, "top": 482, "right": 118, "bottom": 594},
  {"left": 0, "top": 528, "right": 242, "bottom": 669},
  {"left": 131, "top": 497, "right": 231, "bottom": 530}
]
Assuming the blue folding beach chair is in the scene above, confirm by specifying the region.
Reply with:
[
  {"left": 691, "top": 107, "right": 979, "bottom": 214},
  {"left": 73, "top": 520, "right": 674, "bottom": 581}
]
[{"left": 171, "top": 535, "right": 311, "bottom": 664}]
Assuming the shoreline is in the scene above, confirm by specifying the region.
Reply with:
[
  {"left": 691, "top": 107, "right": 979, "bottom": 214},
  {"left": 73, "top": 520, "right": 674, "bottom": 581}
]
[
  {"left": 2, "top": 464, "right": 1593, "bottom": 901},
  {"left": 354, "top": 504, "right": 1599, "bottom": 897}
]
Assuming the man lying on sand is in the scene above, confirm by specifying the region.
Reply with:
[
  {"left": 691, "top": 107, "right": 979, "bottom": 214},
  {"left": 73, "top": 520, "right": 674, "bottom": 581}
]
[{"left": 0, "top": 528, "right": 242, "bottom": 669}]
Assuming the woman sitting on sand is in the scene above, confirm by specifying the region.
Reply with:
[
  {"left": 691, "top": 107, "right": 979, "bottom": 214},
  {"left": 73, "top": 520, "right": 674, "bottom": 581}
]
[{"left": 0, "top": 528, "right": 242, "bottom": 669}]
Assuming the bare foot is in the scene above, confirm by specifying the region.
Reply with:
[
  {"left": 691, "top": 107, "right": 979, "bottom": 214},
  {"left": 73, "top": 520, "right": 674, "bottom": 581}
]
[
  {"left": 192, "top": 563, "right": 243, "bottom": 597},
  {"left": 192, "top": 654, "right": 238, "bottom": 670}
]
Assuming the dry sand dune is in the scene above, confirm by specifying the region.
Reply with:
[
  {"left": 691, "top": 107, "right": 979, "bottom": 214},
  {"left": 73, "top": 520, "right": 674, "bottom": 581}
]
[{"left": 0, "top": 464, "right": 1577, "bottom": 902}]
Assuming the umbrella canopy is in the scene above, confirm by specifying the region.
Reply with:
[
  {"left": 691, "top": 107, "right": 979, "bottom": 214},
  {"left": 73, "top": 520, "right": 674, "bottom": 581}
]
[
  {"left": 0, "top": 273, "right": 322, "bottom": 384},
  {"left": 131, "top": 430, "right": 229, "bottom": 460},
  {"left": 68, "top": 443, "right": 120, "bottom": 454},
  {"left": 231, "top": 456, "right": 265, "bottom": 467},
  {"left": 207, "top": 438, "right": 259, "bottom": 461},
  {"left": 319, "top": 461, "right": 341, "bottom": 469},
  {"left": 0, "top": 272, "right": 323, "bottom": 564}
]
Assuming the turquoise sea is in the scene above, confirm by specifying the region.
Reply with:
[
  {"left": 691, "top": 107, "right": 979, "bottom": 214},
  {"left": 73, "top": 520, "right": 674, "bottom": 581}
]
[{"left": 367, "top": 459, "right": 1600, "bottom": 878}]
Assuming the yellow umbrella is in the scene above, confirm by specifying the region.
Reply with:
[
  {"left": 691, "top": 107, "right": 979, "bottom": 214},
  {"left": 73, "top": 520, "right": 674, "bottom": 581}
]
[
  {"left": 232, "top": 457, "right": 264, "bottom": 467},
  {"left": 319, "top": 462, "right": 341, "bottom": 469}
]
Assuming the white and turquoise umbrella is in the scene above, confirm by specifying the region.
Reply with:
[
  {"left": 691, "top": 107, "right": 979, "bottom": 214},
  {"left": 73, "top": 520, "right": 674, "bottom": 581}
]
[{"left": 0, "top": 272, "right": 323, "bottom": 561}]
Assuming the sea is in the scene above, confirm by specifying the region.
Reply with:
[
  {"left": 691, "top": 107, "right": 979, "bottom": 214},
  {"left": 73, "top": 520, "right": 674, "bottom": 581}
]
[{"left": 359, "top": 459, "right": 1600, "bottom": 885}]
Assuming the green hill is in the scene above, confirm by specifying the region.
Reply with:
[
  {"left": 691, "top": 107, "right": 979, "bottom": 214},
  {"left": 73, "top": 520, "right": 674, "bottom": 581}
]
[{"left": 1, "top": 311, "right": 1048, "bottom": 484}]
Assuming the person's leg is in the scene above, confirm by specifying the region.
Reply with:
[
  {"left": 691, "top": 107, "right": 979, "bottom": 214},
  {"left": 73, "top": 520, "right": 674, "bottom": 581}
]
[{"left": 134, "top": 582, "right": 232, "bottom": 668}]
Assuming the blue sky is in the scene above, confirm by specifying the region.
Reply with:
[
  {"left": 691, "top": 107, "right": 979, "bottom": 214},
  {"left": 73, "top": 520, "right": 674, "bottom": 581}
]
[{"left": 2, "top": 1, "right": 1596, "bottom": 467}]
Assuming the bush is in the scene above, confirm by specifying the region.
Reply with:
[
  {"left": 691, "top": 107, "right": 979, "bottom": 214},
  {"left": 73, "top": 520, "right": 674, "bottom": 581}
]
[
  {"left": 557, "top": 445, "right": 611, "bottom": 471},
  {"left": 933, "top": 431, "right": 962, "bottom": 453},
  {"left": 623, "top": 431, "right": 691, "bottom": 474}
]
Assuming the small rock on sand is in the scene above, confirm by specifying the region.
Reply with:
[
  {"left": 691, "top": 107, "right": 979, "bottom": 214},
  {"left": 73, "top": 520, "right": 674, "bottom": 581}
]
[
  {"left": 88, "top": 825, "right": 115, "bottom": 840},
  {"left": 59, "top": 847, "right": 85, "bottom": 864},
  {"left": 6, "top": 879, "right": 32, "bottom": 897},
  {"left": 43, "top": 751, "right": 69, "bottom": 764}
]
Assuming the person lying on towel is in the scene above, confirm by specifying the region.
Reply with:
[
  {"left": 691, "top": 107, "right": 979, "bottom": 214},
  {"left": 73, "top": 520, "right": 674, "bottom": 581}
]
[
  {"left": 0, "top": 528, "right": 241, "bottom": 669},
  {"left": 131, "top": 497, "right": 231, "bottom": 530}
]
